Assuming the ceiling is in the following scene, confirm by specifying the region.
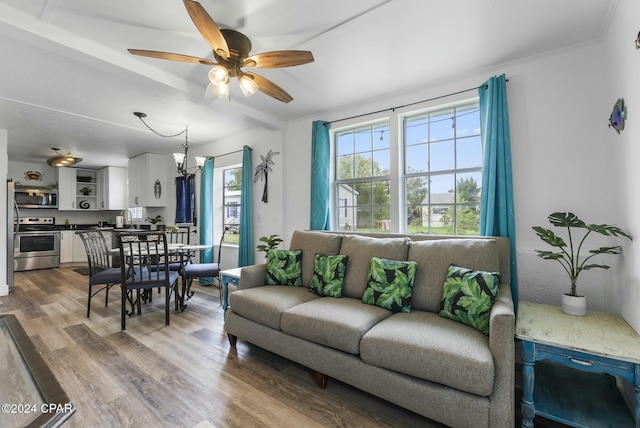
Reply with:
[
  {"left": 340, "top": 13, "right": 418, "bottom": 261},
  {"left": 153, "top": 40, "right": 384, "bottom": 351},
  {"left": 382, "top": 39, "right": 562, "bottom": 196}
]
[{"left": 0, "top": 0, "right": 617, "bottom": 169}]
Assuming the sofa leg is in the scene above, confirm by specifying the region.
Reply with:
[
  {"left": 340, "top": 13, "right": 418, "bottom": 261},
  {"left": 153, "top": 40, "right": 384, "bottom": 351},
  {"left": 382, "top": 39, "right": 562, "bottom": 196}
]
[
  {"left": 315, "top": 371, "right": 328, "bottom": 389},
  {"left": 227, "top": 333, "right": 237, "bottom": 347}
]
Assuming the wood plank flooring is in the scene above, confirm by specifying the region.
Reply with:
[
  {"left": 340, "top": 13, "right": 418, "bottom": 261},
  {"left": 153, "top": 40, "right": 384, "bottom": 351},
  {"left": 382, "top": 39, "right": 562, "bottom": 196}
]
[{"left": 1, "top": 267, "right": 564, "bottom": 428}]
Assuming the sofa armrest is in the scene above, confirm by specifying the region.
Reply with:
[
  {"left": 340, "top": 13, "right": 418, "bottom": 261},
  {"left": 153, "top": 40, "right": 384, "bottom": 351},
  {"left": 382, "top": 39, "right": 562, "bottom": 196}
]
[
  {"left": 239, "top": 264, "right": 267, "bottom": 290},
  {"left": 488, "top": 283, "right": 515, "bottom": 427},
  {"left": 489, "top": 283, "right": 515, "bottom": 351}
]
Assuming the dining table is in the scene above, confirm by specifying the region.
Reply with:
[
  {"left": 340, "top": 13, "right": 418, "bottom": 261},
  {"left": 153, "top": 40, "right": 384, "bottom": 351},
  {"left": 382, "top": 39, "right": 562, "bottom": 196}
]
[{"left": 109, "top": 242, "right": 213, "bottom": 311}]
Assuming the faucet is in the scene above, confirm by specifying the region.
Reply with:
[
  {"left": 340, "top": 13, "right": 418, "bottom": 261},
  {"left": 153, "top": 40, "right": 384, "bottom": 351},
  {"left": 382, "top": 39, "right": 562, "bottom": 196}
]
[{"left": 120, "top": 209, "right": 133, "bottom": 226}]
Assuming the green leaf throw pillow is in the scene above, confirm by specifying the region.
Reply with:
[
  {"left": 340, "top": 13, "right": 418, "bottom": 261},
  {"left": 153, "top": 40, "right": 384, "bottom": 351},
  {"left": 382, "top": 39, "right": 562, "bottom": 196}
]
[
  {"left": 362, "top": 257, "right": 417, "bottom": 313},
  {"left": 439, "top": 264, "right": 501, "bottom": 335},
  {"left": 310, "top": 254, "right": 349, "bottom": 297},
  {"left": 265, "top": 249, "right": 303, "bottom": 286}
]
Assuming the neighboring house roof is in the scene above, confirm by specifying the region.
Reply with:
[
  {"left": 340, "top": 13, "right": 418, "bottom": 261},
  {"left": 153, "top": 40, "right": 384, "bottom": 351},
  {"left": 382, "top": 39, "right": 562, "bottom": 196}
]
[{"left": 421, "top": 193, "right": 453, "bottom": 205}]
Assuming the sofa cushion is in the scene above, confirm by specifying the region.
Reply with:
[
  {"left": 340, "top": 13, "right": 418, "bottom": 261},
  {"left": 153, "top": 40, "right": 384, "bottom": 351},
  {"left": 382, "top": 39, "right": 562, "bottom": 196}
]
[
  {"left": 407, "top": 239, "right": 500, "bottom": 313},
  {"left": 310, "top": 254, "right": 349, "bottom": 297},
  {"left": 362, "top": 257, "right": 417, "bottom": 313},
  {"left": 439, "top": 264, "right": 500, "bottom": 335},
  {"left": 290, "top": 231, "right": 343, "bottom": 287},
  {"left": 360, "top": 311, "right": 495, "bottom": 396},
  {"left": 280, "top": 297, "right": 393, "bottom": 354},
  {"left": 265, "top": 249, "right": 303, "bottom": 286},
  {"left": 340, "top": 234, "right": 410, "bottom": 299},
  {"left": 229, "top": 286, "right": 319, "bottom": 330}
]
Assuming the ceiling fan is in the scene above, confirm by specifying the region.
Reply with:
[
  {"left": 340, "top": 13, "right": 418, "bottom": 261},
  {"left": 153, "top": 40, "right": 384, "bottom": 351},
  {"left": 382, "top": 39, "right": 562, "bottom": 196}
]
[{"left": 128, "top": 0, "right": 314, "bottom": 103}]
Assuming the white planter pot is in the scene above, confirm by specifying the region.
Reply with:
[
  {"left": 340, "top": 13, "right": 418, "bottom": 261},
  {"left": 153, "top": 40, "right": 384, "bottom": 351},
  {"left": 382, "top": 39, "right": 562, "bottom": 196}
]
[
  {"left": 150, "top": 224, "right": 158, "bottom": 230},
  {"left": 562, "top": 293, "right": 586, "bottom": 316}
]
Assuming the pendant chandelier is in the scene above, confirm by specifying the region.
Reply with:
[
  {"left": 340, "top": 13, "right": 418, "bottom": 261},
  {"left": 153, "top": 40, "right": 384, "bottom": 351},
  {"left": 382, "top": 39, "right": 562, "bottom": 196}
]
[
  {"left": 133, "top": 112, "right": 207, "bottom": 176},
  {"left": 46, "top": 147, "right": 82, "bottom": 167}
]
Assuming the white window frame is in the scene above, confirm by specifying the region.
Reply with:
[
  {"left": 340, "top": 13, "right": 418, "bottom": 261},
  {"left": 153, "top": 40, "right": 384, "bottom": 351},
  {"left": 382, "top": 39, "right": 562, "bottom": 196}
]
[{"left": 330, "top": 94, "right": 481, "bottom": 235}]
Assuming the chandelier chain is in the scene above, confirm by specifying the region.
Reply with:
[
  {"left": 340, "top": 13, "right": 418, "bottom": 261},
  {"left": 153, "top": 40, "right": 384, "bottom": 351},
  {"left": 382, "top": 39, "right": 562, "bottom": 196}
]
[{"left": 136, "top": 114, "right": 188, "bottom": 143}]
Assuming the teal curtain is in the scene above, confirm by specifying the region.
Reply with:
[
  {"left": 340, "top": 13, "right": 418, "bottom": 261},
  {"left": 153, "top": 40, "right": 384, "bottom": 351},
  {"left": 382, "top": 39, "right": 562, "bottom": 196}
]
[
  {"left": 479, "top": 74, "right": 518, "bottom": 312},
  {"left": 199, "top": 158, "right": 214, "bottom": 285},
  {"left": 310, "top": 120, "right": 331, "bottom": 230},
  {"left": 238, "top": 146, "right": 254, "bottom": 267}
]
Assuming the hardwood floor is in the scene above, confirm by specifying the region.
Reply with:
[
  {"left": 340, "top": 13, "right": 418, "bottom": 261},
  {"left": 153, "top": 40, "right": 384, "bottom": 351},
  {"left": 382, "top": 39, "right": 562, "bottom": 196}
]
[{"left": 1, "top": 267, "right": 564, "bottom": 428}]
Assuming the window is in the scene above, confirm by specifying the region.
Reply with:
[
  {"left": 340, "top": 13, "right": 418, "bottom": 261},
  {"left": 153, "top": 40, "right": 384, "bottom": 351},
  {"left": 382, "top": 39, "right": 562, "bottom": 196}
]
[
  {"left": 223, "top": 167, "right": 242, "bottom": 244},
  {"left": 405, "top": 102, "right": 482, "bottom": 235},
  {"left": 334, "top": 123, "right": 390, "bottom": 231},
  {"left": 332, "top": 98, "right": 482, "bottom": 235}
]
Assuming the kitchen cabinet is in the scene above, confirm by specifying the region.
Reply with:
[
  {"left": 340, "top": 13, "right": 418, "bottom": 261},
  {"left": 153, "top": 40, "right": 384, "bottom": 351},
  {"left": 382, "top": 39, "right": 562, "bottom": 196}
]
[
  {"left": 60, "top": 231, "right": 74, "bottom": 263},
  {"left": 72, "top": 232, "right": 87, "bottom": 263},
  {"left": 61, "top": 230, "right": 112, "bottom": 265},
  {"left": 97, "top": 166, "right": 127, "bottom": 210},
  {"left": 58, "top": 168, "right": 99, "bottom": 210},
  {"left": 128, "top": 153, "right": 167, "bottom": 207}
]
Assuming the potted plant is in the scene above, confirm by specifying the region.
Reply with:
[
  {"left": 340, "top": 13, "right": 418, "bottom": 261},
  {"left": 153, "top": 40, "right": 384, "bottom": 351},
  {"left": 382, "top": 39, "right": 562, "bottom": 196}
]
[
  {"left": 146, "top": 215, "right": 162, "bottom": 230},
  {"left": 256, "top": 234, "right": 283, "bottom": 256},
  {"left": 80, "top": 186, "right": 92, "bottom": 196},
  {"left": 532, "top": 212, "right": 631, "bottom": 316}
]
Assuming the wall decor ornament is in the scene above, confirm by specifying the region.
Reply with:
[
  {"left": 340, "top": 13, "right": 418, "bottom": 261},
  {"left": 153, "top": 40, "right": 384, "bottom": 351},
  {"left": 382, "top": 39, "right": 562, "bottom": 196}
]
[
  {"left": 254, "top": 149, "right": 279, "bottom": 203},
  {"left": 608, "top": 98, "right": 627, "bottom": 134},
  {"left": 635, "top": 31, "right": 640, "bottom": 49},
  {"left": 24, "top": 171, "right": 42, "bottom": 181}
]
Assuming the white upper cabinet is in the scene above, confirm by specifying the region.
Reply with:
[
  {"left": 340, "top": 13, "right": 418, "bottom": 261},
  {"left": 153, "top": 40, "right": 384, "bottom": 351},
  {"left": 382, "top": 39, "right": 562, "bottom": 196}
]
[
  {"left": 128, "top": 153, "right": 167, "bottom": 207},
  {"left": 57, "top": 168, "right": 98, "bottom": 210},
  {"left": 98, "top": 166, "right": 127, "bottom": 211}
]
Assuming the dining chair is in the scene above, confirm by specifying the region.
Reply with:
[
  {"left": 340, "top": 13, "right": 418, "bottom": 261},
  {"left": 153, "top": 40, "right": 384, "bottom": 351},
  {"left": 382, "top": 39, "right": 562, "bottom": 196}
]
[
  {"left": 76, "top": 230, "right": 123, "bottom": 318},
  {"left": 180, "top": 228, "right": 227, "bottom": 310},
  {"left": 163, "top": 226, "right": 193, "bottom": 271},
  {"left": 117, "top": 231, "right": 180, "bottom": 330}
]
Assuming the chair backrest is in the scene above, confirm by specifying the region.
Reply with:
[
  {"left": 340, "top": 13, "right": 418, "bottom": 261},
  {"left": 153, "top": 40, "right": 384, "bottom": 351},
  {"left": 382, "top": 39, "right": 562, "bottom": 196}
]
[
  {"left": 166, "top": 227, "right": 191, "bottom": 245},
  {"left": 117, "top": 231, "right": 171, "bottom": 288},
  {"left": 76, "top": 230, "right": 111, "bottom": 276}
]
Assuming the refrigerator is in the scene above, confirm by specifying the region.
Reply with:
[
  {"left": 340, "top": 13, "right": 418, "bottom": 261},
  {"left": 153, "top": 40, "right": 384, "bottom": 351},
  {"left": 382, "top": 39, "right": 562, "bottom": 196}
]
[{"left": 7, "top": 179, "right": 15, "bottom": 291}]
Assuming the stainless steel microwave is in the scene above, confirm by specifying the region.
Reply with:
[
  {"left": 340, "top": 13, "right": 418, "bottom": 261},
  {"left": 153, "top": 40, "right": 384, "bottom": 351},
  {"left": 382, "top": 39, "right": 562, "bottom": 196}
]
[{"left": 15, "top": 189, "right": 58, "bottom": 209}]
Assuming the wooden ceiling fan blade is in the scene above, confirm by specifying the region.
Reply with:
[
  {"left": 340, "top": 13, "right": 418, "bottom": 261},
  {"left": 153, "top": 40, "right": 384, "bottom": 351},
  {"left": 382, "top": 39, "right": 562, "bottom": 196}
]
[
  {"left": 128, "top": 49, "right": 214, "bottom": 65},
  {"left": 246, "top": 72, "right": 293, "bottom": 103},
  {"left": 243, "top": 51, "right": 314, "bottom": 68},
  {"left": 183, "top": 0, "right": 229, "bottom": 59}
]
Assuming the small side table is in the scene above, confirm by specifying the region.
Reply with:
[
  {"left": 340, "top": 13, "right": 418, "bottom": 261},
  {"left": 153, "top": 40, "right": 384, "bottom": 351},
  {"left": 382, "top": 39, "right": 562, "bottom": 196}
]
[
  {"left": 220, "top": 267, "right": 242, "bottom": 312},
  {"left": 515, "top": 301, "right": 640, "bottom": 427}
]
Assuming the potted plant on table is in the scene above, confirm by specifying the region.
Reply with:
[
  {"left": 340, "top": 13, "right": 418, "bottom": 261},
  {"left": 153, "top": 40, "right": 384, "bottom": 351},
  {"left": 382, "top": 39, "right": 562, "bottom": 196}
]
[
  {"left": 532, "top": 212, "right": 631, "bottom": 316},
  {"left": 146, "top": 215, "right": 162, "bottom": 230}
]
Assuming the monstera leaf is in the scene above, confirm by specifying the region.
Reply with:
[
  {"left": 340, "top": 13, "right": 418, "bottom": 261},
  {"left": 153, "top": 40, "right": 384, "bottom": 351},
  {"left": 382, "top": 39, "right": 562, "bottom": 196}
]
[{"left": 532, "top": 212, "right": 631, "bottom": 296}]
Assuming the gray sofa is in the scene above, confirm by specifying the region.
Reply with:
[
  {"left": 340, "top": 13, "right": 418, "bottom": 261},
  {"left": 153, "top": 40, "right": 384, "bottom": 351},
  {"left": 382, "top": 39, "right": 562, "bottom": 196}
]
[{"left": 224, "top": 231, "right": 515, "bottom": 428}]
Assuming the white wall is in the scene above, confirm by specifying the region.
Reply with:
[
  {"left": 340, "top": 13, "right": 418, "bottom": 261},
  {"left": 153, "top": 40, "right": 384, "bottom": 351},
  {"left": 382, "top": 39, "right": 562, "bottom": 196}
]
[
  {"left": 603, "top": 0, "right": 640, "bottom": 333},
  {"left": 0, "top": 129, "right": 8, "bottom": 296},
  {"left": 194, "top": 127, "right": 284, "bottom": 266},
  {"left": 282, "top": 40, "right": 637, "bottom": 325}
]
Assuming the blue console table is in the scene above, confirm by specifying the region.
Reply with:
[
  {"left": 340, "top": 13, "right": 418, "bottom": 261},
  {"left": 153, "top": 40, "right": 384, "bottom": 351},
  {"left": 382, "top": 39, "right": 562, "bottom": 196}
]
[
  {"left": 516, "top": 301, "right": 640, "bottom": 428},
  {"left": 220, "top": 267, "right": 242, "bottom": 312}
]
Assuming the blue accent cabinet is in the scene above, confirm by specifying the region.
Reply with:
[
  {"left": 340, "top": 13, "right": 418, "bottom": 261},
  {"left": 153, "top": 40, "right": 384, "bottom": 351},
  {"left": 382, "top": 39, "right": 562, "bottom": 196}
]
[{"left": 516, "top": 301, "right": 640, "bottom": 428}]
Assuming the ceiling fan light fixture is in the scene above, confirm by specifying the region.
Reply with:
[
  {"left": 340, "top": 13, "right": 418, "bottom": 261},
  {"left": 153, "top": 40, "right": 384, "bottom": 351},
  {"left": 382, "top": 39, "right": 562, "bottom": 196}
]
[
  {"left": 211, "top": 81, "right": 230, "bottom": 98},
  {"left": 208, "top": 65, "right": 228, "bottom": 86},
  {"left": 238, "top": 74, "right": 258, "bottom": 97}
]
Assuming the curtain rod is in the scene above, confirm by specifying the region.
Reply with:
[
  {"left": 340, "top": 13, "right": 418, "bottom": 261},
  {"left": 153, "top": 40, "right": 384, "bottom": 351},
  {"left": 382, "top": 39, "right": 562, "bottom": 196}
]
[
  {"left": 324, "top": 79, "right": 508, "bottom": 126},
  {"left": 211, "top": 147, "right": 245, "bottom": 159}
]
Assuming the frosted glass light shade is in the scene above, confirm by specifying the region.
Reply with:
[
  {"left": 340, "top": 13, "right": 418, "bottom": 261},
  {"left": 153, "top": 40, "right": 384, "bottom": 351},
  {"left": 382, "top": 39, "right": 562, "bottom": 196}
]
[
  {"left": 238, "top": 75, "right": 258, "bottom": 97},
  {"left": 173, "top": 152, "right": 185, "bottom": 166},
  {"left": 208, "top": 65, "right": 229, "bottom": 86}
]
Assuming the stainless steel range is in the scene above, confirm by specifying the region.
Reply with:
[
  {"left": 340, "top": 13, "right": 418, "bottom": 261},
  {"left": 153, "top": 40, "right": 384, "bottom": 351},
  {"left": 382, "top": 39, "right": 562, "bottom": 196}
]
[{"left": 14, "top": 217, "right": 60, "bottom": 271}]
